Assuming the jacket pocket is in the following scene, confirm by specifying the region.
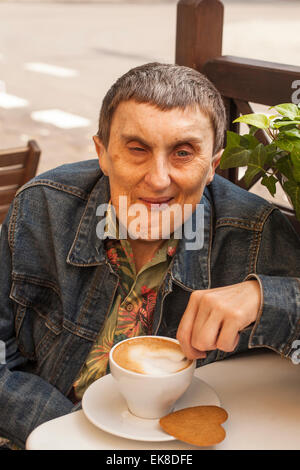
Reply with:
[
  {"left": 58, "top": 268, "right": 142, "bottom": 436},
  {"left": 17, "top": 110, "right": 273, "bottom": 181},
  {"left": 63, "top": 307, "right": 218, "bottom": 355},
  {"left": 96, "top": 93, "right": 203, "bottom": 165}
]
[{"left": 10, "top": 279, "right": 63, "bottom": 364}]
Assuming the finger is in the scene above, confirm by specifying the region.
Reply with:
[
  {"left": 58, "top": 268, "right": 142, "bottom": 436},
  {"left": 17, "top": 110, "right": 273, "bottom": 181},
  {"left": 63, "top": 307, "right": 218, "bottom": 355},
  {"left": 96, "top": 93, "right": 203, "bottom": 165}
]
[
  {"left": 176, "top": 292, "right": 207, "bottom": 360},
  {"left": 192, "top": 310, "right": 221, "bottom": 351},
  {"left": 216, "top": 320, "right": 240, "bottom": 353},
  {"left": 183, "top": 343, "right": 207, "bottom": 360}
]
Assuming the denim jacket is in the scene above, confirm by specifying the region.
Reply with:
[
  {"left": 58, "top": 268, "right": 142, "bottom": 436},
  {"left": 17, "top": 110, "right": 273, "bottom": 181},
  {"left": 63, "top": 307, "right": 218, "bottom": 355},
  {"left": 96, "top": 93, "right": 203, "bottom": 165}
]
[{"left": 0, "top": 159, "right": 299, "bottom": 448}]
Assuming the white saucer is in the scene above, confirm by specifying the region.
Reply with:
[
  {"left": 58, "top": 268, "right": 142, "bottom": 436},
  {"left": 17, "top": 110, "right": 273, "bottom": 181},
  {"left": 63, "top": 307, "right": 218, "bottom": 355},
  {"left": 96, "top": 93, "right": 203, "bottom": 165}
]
[{"left": 82, "top": 373, "right": 221, "bottom": 442}]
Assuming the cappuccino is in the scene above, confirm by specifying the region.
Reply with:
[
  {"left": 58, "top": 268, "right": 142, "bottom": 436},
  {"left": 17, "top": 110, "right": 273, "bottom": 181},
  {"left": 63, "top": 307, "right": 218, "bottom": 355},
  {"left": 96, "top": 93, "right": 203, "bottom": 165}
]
[{"left": 112, "top": 337, "right": 192, "bottom": 376}]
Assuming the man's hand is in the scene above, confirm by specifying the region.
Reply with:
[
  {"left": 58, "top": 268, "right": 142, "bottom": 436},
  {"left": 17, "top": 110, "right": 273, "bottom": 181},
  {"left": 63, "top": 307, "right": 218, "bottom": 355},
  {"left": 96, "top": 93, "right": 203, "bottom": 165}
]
[{"left": 176, "top": 280, "right": 261, "bottom": 360}]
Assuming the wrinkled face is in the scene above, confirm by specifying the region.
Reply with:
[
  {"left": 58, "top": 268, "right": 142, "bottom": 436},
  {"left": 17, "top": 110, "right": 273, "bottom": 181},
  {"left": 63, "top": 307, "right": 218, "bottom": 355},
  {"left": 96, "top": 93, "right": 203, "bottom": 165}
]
[{"left": 94, "top": 100, "right": 221, "bottom": 241}]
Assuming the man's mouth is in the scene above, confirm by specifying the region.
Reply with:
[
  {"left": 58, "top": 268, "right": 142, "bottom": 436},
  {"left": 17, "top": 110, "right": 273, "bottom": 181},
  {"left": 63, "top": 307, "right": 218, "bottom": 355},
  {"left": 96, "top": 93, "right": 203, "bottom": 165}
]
[{"left": 139, "top": 197, "right": 174, "bottom": 209}]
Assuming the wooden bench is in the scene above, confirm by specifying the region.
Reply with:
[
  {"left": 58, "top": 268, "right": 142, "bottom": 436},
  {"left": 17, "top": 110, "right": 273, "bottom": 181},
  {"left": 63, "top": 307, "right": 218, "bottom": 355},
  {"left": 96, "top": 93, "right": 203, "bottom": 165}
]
[
  {"left": 0, "top": 140, "right": 40, "bottom": 224},
  {"left": 175, "top": 0, "right": 300, "bottom": 234}
]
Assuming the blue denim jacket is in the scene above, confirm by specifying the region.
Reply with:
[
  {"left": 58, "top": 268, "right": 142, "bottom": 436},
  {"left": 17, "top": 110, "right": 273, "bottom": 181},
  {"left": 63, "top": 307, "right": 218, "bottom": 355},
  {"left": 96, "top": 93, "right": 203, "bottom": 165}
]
[{"left": 0, "top": 159, "right": 300, "bottom": 448}]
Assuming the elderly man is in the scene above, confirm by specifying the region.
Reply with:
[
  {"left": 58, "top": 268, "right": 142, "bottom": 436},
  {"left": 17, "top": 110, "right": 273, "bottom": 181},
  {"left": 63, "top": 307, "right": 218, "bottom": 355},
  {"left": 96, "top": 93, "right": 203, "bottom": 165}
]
[{"left": 0, "top": 63, "right": 299, "bottom": 449}]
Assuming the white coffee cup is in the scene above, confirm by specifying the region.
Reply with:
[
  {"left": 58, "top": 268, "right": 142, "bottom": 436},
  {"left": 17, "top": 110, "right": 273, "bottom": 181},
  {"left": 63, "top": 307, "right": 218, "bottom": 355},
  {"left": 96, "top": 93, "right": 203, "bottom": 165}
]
[{"left": 109, "top": 335, "right": 196, "bottom": 419}]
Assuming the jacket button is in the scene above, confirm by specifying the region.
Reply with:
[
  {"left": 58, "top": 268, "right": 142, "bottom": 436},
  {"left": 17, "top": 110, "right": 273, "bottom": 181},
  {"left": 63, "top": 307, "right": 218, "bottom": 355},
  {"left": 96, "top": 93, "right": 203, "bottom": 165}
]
[{"left": 126, "top": 303, "right": 133, "bottom": 312}]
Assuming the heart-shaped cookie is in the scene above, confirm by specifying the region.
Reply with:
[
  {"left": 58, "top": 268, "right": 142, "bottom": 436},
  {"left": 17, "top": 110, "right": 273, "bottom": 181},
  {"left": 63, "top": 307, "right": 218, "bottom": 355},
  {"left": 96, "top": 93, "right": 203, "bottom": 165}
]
[{"left": 159, "top": 405, "right": 228, "bottom": 447}]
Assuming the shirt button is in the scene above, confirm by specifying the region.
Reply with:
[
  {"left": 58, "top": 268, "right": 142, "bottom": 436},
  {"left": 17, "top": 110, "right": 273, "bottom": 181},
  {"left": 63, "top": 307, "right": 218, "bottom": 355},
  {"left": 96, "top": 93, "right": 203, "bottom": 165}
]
[{"left": 126, "top": 303, "right": 133, "bottom": 312}]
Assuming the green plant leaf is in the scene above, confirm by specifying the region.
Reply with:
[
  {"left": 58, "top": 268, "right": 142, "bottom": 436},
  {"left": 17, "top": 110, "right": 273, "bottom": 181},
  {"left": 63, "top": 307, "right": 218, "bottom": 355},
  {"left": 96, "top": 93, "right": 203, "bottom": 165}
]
[
  {"left": 233, "top": 113, "right": 269, "bottom": 129},
  {"left": 272, "top": 120, "right": 300, "bottom": 128},
  {"left": 281, "top": 127, "right": 300, "bottom": 139},
  {"left": 219, "top": 146, "right": 251, "bottom": 170},
  {"left": 290, "top": 149, "right": 300, "bottom": 183},
  {"left": 242, "top": 144, "right": 268, "bottom": 187},
  {"left": 268, "top": 114, "right": 279, "bottom": 120},
  {"left": 271, "top": 103, "right": 300, "bottom": 120},
  {"left": 221, "top": 102, "right": 300, "bottom": 218},
  {"left": 283, "top": 180, "right": 300, "bottom": 221},
  {"left": 243, "top": 165, "right": 262, "bottom": 187},
  {"left": 261, "top": 175, "right": 278, "bottom": 197},
  {"left": 266, "top": 142, "right": 279, "bottom": 157},
  {"left": 275, "top": 136, "right": 295, "bottom": 152},
  {"left": 265, "top": 148, "right": 279, "bottom": 167},
  {"left": 225, "top": 130, "right": 241, "bottom": 149},
  {"left": 240, "top": 134, "right": 260, "bottom": 149},
  {"left": 275, "top": 155, "right": 295, "bottom": 181},
  {"left": 251, "top": 143, "right": 269, "bottom": 166},
  {"left": 266, "top": 142, "right": 278, "bottom": 153},
  {"left": 291, "top": 139, "right": 300, "bottom": 152}
]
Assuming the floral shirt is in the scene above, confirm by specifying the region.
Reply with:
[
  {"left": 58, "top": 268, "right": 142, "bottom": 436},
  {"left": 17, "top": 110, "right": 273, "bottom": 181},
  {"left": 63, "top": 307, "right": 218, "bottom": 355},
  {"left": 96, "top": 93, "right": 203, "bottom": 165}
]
[{"left": 73, "top": 202, "right": 178, "bottom": 400}]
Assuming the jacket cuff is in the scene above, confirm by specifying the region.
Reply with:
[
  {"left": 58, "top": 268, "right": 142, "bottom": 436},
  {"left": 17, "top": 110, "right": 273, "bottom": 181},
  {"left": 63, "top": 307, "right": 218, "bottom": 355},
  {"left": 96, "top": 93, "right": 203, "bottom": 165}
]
[{"left": 244, "top": 274, "right": 300, "bottom": 356}]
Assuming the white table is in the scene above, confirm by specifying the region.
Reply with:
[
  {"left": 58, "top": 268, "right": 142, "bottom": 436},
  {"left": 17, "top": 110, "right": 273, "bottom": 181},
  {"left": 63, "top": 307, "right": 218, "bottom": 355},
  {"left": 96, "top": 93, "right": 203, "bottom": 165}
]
[{"left": 26, "top": 350, "right": 300, "bottom": 450}]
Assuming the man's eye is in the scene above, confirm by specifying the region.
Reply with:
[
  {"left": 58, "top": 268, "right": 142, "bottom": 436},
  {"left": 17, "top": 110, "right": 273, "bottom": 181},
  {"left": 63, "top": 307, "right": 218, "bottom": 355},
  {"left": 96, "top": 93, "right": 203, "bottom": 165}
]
[
  {"left": 130, "top": 147, "right": 145, "bottom": 152},
  {"left": 176, "top": 150, "right": 191, "bottom": 157}
]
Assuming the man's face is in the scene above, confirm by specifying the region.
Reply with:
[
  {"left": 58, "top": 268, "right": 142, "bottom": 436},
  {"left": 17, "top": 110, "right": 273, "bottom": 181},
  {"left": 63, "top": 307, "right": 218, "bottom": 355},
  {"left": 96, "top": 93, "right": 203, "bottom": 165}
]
[{"left": 94, "top": 100, "right": 221, "bottom": 241}]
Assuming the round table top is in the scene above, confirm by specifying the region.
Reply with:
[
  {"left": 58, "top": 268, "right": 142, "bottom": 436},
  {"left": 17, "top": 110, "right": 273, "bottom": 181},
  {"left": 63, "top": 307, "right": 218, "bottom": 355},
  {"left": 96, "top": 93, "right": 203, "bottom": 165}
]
[{"left": 26, "top": 349, "right": 300, "bottom": 450}]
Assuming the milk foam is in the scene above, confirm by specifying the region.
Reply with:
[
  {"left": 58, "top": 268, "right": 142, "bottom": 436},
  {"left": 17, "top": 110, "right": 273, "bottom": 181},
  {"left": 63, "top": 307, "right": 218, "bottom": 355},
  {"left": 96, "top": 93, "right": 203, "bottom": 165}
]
[{"left": 128, "top": 344, "right": 189, "bottom": 375}]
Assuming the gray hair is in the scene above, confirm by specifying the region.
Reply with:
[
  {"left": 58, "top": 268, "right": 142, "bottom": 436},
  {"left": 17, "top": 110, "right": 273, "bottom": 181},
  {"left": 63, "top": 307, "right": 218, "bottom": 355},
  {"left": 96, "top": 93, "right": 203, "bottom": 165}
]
[{"left": 97, "top": 62, "right": 226, "bottom": 155}]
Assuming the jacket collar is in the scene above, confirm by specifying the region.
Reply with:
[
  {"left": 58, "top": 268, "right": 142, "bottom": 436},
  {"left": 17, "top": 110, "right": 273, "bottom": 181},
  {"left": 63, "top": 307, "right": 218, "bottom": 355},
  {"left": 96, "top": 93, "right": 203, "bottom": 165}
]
[
  {"left": 67, "top": 174, "right": 110, "bottom": 266},
  {"left": 67, "top": 175, "right": 213, "bottom": 290}
]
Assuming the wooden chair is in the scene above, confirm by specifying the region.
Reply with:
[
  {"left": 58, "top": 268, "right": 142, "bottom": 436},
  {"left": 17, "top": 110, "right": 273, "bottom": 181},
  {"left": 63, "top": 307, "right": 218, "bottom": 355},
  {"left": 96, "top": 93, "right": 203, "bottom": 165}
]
[
  {"left": 0, "top": 140, "right": 41, "bottom": 223},
  {"left": 175, "top": 0, "right": 300, "bottom": 234}
]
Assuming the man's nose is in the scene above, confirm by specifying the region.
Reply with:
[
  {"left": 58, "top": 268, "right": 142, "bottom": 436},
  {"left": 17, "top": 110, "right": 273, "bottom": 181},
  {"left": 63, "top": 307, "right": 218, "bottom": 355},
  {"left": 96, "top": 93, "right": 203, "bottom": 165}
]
[{"left": 144, "top": 155, "right": 171, "bottom": 190}]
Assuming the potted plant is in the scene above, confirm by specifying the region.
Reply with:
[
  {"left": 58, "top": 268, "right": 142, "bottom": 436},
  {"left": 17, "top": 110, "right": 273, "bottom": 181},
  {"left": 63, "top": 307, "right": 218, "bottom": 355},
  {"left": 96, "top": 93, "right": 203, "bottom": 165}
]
[{"left": 220, "top": 103, "right": 300, "bottom": 220}]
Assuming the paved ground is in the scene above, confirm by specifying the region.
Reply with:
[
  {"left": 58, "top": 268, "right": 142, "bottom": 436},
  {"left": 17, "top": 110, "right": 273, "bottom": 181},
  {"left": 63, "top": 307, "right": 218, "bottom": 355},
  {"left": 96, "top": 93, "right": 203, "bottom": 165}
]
[{"left": 0, "top": 1, "right": 299, "bottom": 205}]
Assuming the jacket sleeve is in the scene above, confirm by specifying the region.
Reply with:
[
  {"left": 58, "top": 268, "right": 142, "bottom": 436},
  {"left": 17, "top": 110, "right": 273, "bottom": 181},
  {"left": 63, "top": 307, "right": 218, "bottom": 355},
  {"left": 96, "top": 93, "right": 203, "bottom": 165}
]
[
  {"left": 0, "top": 205, "right": 75, "bottom": 449},
  {"left": 245, "top": 208, "right": 300, "bottom": 360}
]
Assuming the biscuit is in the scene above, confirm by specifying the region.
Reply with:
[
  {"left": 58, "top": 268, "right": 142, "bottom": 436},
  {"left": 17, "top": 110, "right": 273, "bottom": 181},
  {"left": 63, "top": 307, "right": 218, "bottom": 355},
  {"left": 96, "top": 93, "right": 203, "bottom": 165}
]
[{"left": 159, "top": 405, "right": 228, "bottom": 447}]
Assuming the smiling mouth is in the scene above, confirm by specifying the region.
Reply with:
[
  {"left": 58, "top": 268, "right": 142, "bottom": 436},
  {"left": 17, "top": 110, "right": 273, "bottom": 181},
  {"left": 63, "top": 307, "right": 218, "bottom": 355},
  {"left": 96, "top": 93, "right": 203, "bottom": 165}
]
[{"left": 139, "top": 197, "right": 174, "bottom": 208}]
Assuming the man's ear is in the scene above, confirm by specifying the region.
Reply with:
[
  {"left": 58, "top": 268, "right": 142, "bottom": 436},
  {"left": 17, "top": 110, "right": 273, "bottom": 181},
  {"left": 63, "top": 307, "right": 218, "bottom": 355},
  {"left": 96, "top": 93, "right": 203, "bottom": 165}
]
[
  {"left": 206, "top": 148, "right": 224, "bottom": 185},
  {"left": 93, "top": 135, "right": 108, "bottom": 176}
]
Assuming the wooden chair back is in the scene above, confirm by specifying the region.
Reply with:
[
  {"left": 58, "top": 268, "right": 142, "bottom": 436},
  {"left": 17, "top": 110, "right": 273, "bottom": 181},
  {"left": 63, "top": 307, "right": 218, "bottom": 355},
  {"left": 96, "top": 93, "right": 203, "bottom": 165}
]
[
  {"left": 175, "top": 0, "right": 300, "bottom": 234},
  {"left": 0, "top": 140, "right": 40, "bottom": 223}
]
